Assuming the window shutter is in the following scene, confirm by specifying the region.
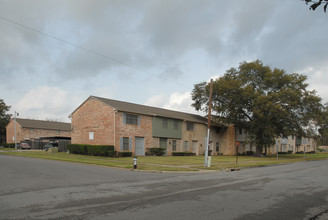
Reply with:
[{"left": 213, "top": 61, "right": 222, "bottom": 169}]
[
  {"left": 120, "top": 137, "right": 123, "bottom": 150},
  {"left": 138, "top": 115, "right": 141, "bottom": 127},
  {"left": 129, "top": 138, "right": 132, "bottom": 151},
  {"left": 123, "top": 112, "right": 126, "bottom": 124}
]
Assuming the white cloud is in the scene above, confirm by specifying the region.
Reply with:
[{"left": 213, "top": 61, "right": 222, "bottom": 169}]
[
  {"left": 144, "top": 92, "right": 198, "bottom": 115},
  {"left": 164, "top": 92, "right": 198, "bottom": 114},
  {"left": 144, "top": 94, "right": 167, "bottom": 107},
  {"left": 15, "top": 87, "right": 72, "bottom": 122}
]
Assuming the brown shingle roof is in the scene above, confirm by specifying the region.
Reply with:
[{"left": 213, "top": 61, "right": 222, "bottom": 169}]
[
  {"left": 16, "top": 118, "right": 71, "bottom": 131},
  {"left": 82, "top": 96, "right": 209, "bottom": 124}
]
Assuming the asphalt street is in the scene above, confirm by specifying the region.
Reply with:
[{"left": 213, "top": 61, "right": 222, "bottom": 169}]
[{"left": 0, "top": 155, "right": 327, "bottom": 220}]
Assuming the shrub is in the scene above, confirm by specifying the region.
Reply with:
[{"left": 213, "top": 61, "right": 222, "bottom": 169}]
[
  {"left": 246, "top": 151, "right": 254, "bottom": 156},
  {"left": 172, "top": 152, "right": 196, "bottom": 156},
  {"left": 118, "top": 151, "right": 132, "bottom": 157},
  {"left": 306, "top": 151, "right": 315, "bottom": 154},
  {"left": 278, "top": 152, "right": 288, "bottom": 155},
  {"left": 148, "top": 147, "right": 166, "bottom": 156},
  {"left": 107, "top": 150, "right": 117, "bottom": 157},
  {"left": 67, "top": 144, "right": 114, "bottom": 156},
  {"left": 287, "top": 150, "right": 293, "bottom": 154},
  {"left": 4, "top": 143, "right": 15, "bottom": 148},
  {"left": 296, "top": 151, "right": 304, "bottom": 154}
]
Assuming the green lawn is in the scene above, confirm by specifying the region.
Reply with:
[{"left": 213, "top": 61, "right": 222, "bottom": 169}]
[{"left": 1, "top": 148, "right": 328, "bottom": 172}]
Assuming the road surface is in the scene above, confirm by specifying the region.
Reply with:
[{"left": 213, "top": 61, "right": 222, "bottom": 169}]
[{"left": 0, "top": 155, "right": 327, "bottom": 219}]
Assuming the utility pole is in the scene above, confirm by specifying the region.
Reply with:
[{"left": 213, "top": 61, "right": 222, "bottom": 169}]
[
  {"left": 205, "top": 79, "right": 213, "bottom": 167},
  {"left": 14, "top": 111, "right": 19, "bottom": 150}
]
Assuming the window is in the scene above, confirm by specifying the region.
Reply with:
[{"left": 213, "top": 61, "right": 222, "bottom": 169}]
[
  {"left": 30, "top": 129, "right": 34, "bottom": 133},
  {"left": 89, "top": 132, "right": 94, "bottom": 140},
  {"left": 172, "top": 140, "right": 177, "bottom": 151},
  {"left": 239, "top": 128, "right": 243, "bottom": 135},
  {"left": 163, "top": 119, "right": 168, "bottom": 128},
  {"left": 173, "top": 120, "right": 178, "bottom": 129},
  {"left": 125, "top": 113, "right": 138, "bottom": 125},
  {"left": 184, "top": 141, "right": 189, "bottom": 151},
  {"left": 123, "top": 137, "right": 129, "bottom": 151},
  {"left": 186, "top": 122, "right": 194, "bottom": 131},
  {"left": 56, "top": 130, "right": 60, "bottom": 135}
]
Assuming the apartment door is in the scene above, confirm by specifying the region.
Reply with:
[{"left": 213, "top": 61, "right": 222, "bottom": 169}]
[
  {"left": 135, "top": 137, "right": 145, "bottom": 156},
  {"left": 192, "top": 140, "right": 198, "bottom": 155},
  {"left": 160, "top": 138, "right": 168, "bottom": 155}
]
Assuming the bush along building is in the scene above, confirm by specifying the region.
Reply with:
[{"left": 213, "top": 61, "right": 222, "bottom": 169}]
[{"left": 70, "top": 96, "right": 236, "bottom": 156}]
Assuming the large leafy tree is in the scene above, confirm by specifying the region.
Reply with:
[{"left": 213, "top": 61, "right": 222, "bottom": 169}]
[
  {"left": 0, "top": 99, "right": 11, "bottom": 138},
  {"left": 318, "top": 104, "right": 328, "bottom": 145},
  {"left": 303, "top": 0, "right": 328, "bottom": 12},
  {"left": 192, "top": 60, "right": 322, "bottom": 155}
]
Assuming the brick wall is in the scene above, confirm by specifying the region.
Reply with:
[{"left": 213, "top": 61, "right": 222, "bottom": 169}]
[
  {"left": 6, "top": 120, "right": 22, "bottom": 143},
  {"left": 71, "top": 97, "right": 153, "bottom": 155},
  {"left": 71, "top": 97, "right": 116, "bottom": 145},
  {"left": 115, "top": 112, "right": 153, "bottom": 154}
]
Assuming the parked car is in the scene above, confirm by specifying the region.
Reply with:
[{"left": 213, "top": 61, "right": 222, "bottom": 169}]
[
  {"left": 44, "top": 143, "right": 55, "bottom": 151},
  {"left": 19, "top": 143, "right": 31, "bottom": 150}
]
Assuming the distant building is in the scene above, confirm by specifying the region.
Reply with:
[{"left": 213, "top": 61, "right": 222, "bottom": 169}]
[
  {"left": 6, "top": 118, "right": 71, "bottom": 146},
  {"left": 234, "top": 127, "right": 316, "bottom": 154}
]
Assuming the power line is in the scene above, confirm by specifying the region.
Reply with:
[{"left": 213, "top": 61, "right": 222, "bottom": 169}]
[{"left": 0, "top": 15, "right": 192, "bottom": 90}]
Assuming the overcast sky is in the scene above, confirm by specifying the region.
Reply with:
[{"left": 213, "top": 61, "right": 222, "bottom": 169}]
[{"left": 0, "top": 0, "right": 327, "bottom": 122}]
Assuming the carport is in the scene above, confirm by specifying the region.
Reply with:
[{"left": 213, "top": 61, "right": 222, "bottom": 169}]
[{"left": 30, "top": 136, "right": 71, "bottom": 152}]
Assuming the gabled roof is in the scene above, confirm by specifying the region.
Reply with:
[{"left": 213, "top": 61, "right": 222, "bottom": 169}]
[
  {"left": 72, "top": 95, "right": 209, "bottom": 124},
  {"left": 14, "top": 118, "right": 71, "bottom": 131}
]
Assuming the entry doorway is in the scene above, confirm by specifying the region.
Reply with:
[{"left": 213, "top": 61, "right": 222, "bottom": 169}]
[
  {"left": 160, "top": 138, "right": 168, "bottom": 155},
  {"left": 192, "top": 141, "right": 198, "bottom": 155},
  {"left": 135, "top": 137, "right": 145, "bottom": 156}
]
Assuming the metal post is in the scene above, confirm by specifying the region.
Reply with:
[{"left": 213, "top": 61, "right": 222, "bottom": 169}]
[
  {"left": 14, "top": 111, "right": 18, "bottom": 150},
  {"left": 204, "top": 79, "right": 213, "bottom": 167},
  {"left": 236, "top": 142, "right": 240, "bottom": 164},
  {"left": 205, "top": 129, "right": 210, "bottom": 167},
  {"left": 276, "top": 141, "right": 279, "bottom": 160},
  {"left": 133, "top": 156, "right": 137, "bottom": 169}
]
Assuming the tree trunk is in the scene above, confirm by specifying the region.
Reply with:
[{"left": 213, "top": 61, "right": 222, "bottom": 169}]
[{"left": 255, "top": 145, "right": 263, "bottom": 157}]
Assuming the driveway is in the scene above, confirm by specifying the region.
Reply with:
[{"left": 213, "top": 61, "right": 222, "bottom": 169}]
[{"left": 0, "top": 155, "right": 327, "bottom": 219}]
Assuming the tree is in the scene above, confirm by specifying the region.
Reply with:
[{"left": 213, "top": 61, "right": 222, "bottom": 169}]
[
  {"left": 0, "top": 99, "right": 11, "bottom": 140},
  {"left": 318, "top": 104, "right": 328, "bottom": 145},
  {"left": 191, "top": 60, "right": 322, "bottom": 156},
  {"left": 302, "top": 0, "right": 328, "bottom": 12}
]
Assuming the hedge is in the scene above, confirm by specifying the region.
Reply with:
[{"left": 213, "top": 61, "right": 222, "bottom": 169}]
[
  {"left": 67, "top": 144, "right": 115, "bottom": 157},
  {"left": 3, "top": 143, "right": 15, "bottom": 148},
  {"left": 148, "top": 147, "right": 166, "bottom": 156},
  {"left": 287, "top": 150, "right": 293, "bottom": 154},
  {"left": 246, "top": 151, "right": 254, "bottom": 156},
  {"left": 172, "top": 152, "right": 196, "bottom": 156},
  {"left": 117, "top": 151, "right": 132, "bottom": 157},
  {"left": 278, "top": 152, "right": 288, "bottom": 155}
]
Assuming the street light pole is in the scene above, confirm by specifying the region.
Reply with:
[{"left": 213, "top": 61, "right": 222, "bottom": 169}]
[
  {"left": 14, "top": 111, "right": 19, "bottom": 150},
  {"left": 204, "top": 79, "right": 213, "bottom": 167}
]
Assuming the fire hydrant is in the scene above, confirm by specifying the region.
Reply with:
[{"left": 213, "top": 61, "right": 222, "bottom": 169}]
[{"left": 133, "top": 156, "right": 137, "bottom": 169}]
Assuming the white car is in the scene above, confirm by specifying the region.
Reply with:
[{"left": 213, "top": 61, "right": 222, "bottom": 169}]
[{"left": 19, "top": 143, "right": 31, "bottom": 150}]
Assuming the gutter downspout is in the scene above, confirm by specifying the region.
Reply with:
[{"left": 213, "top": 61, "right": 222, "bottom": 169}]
[{"left": 114, "top": 109, "right": 117, "bottom": 149}]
